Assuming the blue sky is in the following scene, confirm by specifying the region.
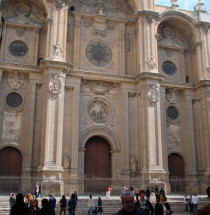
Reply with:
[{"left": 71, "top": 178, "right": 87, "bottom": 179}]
[{"left": 156, "top": 0, "right": 210, "bottom": 15}]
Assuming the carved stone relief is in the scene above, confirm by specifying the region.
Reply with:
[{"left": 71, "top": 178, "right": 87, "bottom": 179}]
[
  {"left": 7, "top": 71, "right": 25, "bottom": 90},
  {"left": 166, "top": 88, "right": 180, "bottom": 104},
  {"left": 55, "top": 0, "right": 66, "bottom": 9},
  {"left": 2, "top": 111, "right": 22, "bottom": 143},
  {"left": 88, "top": 100, "right": 109, "bottom": 123},
  {"left": 3, "top": 2, "right": 46, "bottom": 26},
  {"left": 72, "top": 0, "right": 134, "bottom": 20},
  {"left": 148, "top": 56, "right": 157, "bottom": 72},
  {"left": 167, "top": 124, "right": 181, "bottom": 149},
  {"left": 48, "top": 75, "right": 62, "bottom": 97},
  {"left": 158, "top": 27, "right": 188, "bottom": 49},
  {"left": 148, "top": 84, "right": 159, "bottom": 106},
  {"left": 85, "top": 97, "right": 114, "bottom": 124},
  {"left": 83, "top": 80, "right": 115, "bottom": 95},
  {"left": 63, "top": 155, "right": 70, "bottom": 169}
]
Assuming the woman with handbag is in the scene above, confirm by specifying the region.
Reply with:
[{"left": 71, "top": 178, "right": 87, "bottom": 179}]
[{"left": 155, "top": 193, "right": 172, "bottom": 215}]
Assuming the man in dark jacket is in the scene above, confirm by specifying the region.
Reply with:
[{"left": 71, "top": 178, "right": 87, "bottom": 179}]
[
  {"left": 135, "top": 190, "right": 154, "bottom": 215},
  {"left": 38, "top": 198, "right": 55, "bottom": 215},
  {"left": 115, "top": 193, "right": 148, "bottom": 215}
]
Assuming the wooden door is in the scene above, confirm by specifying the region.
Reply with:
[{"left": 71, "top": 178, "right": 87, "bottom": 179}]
[
  {"left": 0, "top": 147, "right": 22, "bottom": 176},
  {"left": 168, "top": 153, "right": 185, "bottom": 178},
  {"left": 84, "top": 136, "right": 111, "bottom": 193}
]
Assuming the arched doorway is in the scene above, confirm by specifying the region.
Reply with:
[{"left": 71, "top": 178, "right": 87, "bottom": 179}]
[
  {"left": 0, "top": 147, "right": 22, "bottom": 194},
  {"left": 84, "top": 136, "right": 111, "bottom": 193},
  {"left": 168, "top": 153, "right": 185, "bottom": 193}
]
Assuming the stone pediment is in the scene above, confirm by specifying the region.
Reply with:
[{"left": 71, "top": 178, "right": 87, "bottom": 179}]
[{"left": 72, "top": 0, "right": 134, "bottom": 20}]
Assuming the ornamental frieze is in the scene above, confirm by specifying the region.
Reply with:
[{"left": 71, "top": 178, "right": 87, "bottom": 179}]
[
  {"left": 166, "top": 88, "right": 180, "bottom": 104},
  {"left": 83, "top": 80, "right": 115, "bottom": 95}
]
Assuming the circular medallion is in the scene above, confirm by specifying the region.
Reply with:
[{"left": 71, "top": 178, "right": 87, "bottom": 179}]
[
  {"left": 162, "top": 61, "right": 176, "bottom": 75},
  {"left": 85, "top": 40, "right": 112, "bottom": 67},
  {"left": 9, "top": 40, "right": 28, "bottom": 57},
  {"left": 6, "top": 92, "right": 23, "bottom": 108},
  {"left": 49, "top": 78, "right": 61, "bottom": 94},
  {"left": 167, "top": 106, "right": 179, "bottom": 120},
  {"left": 163, "top": 27, "right": 174, "bottom": 39},
  {"left": 148, "top": 88, "right": 159, "bottom": 102}
]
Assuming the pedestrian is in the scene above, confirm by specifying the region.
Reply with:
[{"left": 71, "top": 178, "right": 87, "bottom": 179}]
[
  {"left": 135, "top": 189, "right": 154, "bottom": 215},
  {"left": 189, "top": 194, "right": 194, "bottom": 213},
  {"left": 49, "top": 194, "right": 56, "bottom": 211},
  {"left": 129, "top": 185, "right": 135, "bottom": 195},
  {"left": 88, "top": 194, "right": 95, "bottom": 215},
  {"left": 145, "top": 187, "right": 151, "bottom": 200},
  {"left": 10, "top": 193, "right": 28, "bottom": 215},
  {"left": 192, "top": 193, "right": 199, "bottom": 212},
  {"left": 35, "top": 183, "right": 39, "bottom": 198},
  {"left": 71, "top": 191, "right": 78, "bottom": 202},
  {"left": 122, "top": 185, "right": 127, "bottom": 195},
  {"left": 26, "top": 191, "right": 33, "bottom": 207},
  {"left": 155, "top": 193, "right": 172, "bottom": 215},
  {"left": 68, "top": 194, "right": 77, "bottom": 215},
  {"left": 29, "top": 199, "right": 40, "bottom": 215},
  {"left": 115, "top": 192, "right": 148, "bottom": 215},
  {"left": 196, "top": 186, "right": 210, "bottom": 215},
  {"left": 134, "top": 187, "right": 140, "bottom": 201},
  {"left": 184, "top": 195, "right": 189, "bottom": 213},
  {"left": 38, "top": 184, "right": 42, "bottom": 198},
  {"left": 60, "top": 195, "right": 67, "bottom": 215},
  {"left": 106, "top": 185, "right": 111, "bottom": 198},
  {"left": 9, "top": 193, "right": 16, "bottom": 214},
  {"left": 159, "top": 187, "right": 165, "bottom": 195},
  {"left": 155, "top": 187, "right": 159, "bottom": 202},
  {"left": 38, "top": 198, "right": 55, "bottom": 215},
  {"left": 98, "top": 197, "right": 103, "bottom": 215}
]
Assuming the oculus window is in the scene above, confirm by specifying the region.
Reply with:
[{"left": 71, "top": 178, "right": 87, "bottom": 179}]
[
  {"left": 162, "top": 61, "right": 176, "bottom": 75},
  {"left": 9, "top": 41, "right": 28, "bottom": 57}
]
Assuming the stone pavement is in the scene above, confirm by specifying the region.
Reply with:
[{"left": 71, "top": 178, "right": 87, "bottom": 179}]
[{"left": 0, "top": 194, "right": 208, "bottom": 215}]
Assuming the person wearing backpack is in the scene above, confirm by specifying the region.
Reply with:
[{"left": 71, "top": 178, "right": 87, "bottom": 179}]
[{"left": 135, "top": 190, "right": 154, "bottom": 215}]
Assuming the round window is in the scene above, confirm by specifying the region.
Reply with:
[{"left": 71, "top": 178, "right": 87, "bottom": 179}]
[
  {"left": 162, "top": 61, "right": 176, "bottom": 75},
  {"left": 85, "top": 40, "right": 112, "bottom": 67},
  {"left": 167, "top": 106, "right": 179, "bottom": 120},
  {"left": 6, "top": 93, "right": 23, "bottom": 108},
  {"left": 9, "top": 40, "right": 28, "bottom": 57}
]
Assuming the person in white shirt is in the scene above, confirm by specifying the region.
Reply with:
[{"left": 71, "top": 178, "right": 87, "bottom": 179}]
[
  {"left": 192, "top": 193, "right": 199, "bottom": 212},
  {"left": 88, "top": 195, "right": 95, "bottom": 215}
]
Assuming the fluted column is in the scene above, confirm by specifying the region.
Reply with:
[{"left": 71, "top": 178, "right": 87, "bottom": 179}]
[
  {"left": 118, "top": 22, "right": 126, "bottom": 75},
  {"left": 120, "top": 85, "right": 130, "bottom": 175}
]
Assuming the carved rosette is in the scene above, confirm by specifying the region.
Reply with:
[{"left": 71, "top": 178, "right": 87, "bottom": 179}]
[
  {"left": 84, "top": 97, "right": 114, "bottom": 124},
  {"left": 148, "top": 84, "right": 159, "bottom": 106}
]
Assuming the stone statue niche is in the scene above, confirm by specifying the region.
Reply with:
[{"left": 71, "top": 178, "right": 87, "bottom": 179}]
[{"left": 129, "top": 154, "right": 138, "bottom": 176}]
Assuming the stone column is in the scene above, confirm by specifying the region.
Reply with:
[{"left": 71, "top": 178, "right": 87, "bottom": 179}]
[
  {"left": 120, "top": 84, "right": 130, "bottom": 176},
  {"left": 138, "top": 74, "right": 166, "bottom": 182},
  {"left": 73, "top": 15, "right": 82, "bottom": 69},
  {"left": 22, "top": 76, "right": 38, "bottom": 176},
  {"left": 137, "top": 11, "right": 158, "bottom": 73},
  {"left": 118, "top": 23, "right": 126, "bottom": 75},
  {"left": 38, "top": 60, "right": 71, "bottom": 195},
  {"left": 195, "top": 43, "right": 204, "bottom": 80}
]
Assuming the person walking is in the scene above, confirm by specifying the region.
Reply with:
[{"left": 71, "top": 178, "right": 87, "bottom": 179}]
[
  {"left": 196, "top": 186, "right": 210, "bottom": 215},
  {"left": 184, "top": 195, "right": 189, "bottom": 213},
  {"left": 49, "top": 194, "right": 56, "bottom": 212},
  {"left": 68, "top": 195, "right": 77, "bottom": 215},
  {"left": 155, "top": 187, "right": 159, "bottom": 202},
  {"left": 155, "top": 193, "right": 172, "bottom": 215},
  {"left": 145, "top": 187, "right": 151, "bottom": 200},
  {"left": 88, "top": 195, "right": 95, "bottom": 215},
  {"left": 98, "top": 197, "right": 103, "bottom": 215},
  {"left": 38, "top": 184, "right": 42, "bottom": 198},
  {"left": 106, "top": 185, "right": 112, "bottom": 198},
  {"left": 135, "top": 190, "right": 154, "bottom": 215},
  {"left": 115, "top": 193, "right": 148, "bottom": 215},
  {"left": 60, "top": 195, "right": 67, "bottom": 215}
]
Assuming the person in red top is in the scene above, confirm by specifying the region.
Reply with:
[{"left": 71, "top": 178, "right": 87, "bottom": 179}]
[{"left": 106, "top": 185, "right": 111, "bottom": 198}]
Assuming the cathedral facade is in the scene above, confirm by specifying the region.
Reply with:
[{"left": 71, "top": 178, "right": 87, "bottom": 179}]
[{"left": 0, "top": 0, "right": 209, "bottom": 195}]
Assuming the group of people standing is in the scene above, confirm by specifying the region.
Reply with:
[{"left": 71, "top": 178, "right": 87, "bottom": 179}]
[{"left": 184, "top": 193, "right": 199, "bottom": 213}]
